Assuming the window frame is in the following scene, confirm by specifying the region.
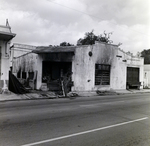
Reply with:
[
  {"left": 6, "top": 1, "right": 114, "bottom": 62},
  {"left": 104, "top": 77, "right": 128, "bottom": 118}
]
[{"left": 95, "top": 64, "right": 111, "bottom": 85}]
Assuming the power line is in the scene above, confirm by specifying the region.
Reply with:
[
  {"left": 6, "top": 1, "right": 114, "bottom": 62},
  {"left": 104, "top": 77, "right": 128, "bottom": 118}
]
[{"left": 47, "top": 0, "right": 150, "bottom": 37}]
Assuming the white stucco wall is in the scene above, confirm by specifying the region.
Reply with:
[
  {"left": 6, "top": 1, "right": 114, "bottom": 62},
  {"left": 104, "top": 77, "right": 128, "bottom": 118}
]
[
  {"left": 126, "top": 54, "right": 144, "bottom": 89},
  {"left": 10, "top": 43, "right": 36, "bottom": 67},
  {"left": 110, "top": 49, "right": 127, "bottom": 90},
  {"left": 72, "top": 42, "right": 144, "bottom": 92},
  {"left": 72, "top": 43, "right": 123, "bottom": 91},
  {"left": 144, "top": 65, "right": 150, "bottom": 88},
  {"left": 13, "top": 52, "right": 37, "bottom": 73},
  {"left": 113, "top": 49, "right": 144, "bottom": 89},
  {"left": 12, "top": 52, "right": 43, "bottom": 90},
  {"left": 36, "top": 55, "right": 43, "bottom": 89},
  {"left": 0, "top": 41, "right": 10, "bottom": 81},
  {"left": 12, "top": 42, "right": 144, "bottom": 91},
  {"left": 0, "top": 24, "right": 15, "bottom": 90}
]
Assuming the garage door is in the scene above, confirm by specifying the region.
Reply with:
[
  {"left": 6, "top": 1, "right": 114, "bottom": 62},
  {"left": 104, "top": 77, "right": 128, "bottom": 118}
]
[{"left": 127, "top": 67, "right": 139, "bottom": 83}]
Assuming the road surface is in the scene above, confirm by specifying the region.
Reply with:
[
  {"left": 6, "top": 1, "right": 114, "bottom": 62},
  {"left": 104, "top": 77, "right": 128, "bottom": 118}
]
[{"left": 0, "top": 93, "right": 150, "bottom": 146}]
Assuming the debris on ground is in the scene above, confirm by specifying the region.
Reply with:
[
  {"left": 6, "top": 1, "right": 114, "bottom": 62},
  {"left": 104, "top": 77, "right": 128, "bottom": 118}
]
[
  {"left": 96, "top": 90, "right": 117, "bottom": 95},
  {"left": 67, "top": 92, "right": 78, "bottom": 97}
]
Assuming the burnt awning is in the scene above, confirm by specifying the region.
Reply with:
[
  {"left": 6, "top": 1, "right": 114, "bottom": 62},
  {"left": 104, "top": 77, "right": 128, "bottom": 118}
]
[
  {"left": 33, "top": 46, "right": 76, "bottom": 62},
  {"left": 32, "top": 46, "right": 76, "bottom": 54}
]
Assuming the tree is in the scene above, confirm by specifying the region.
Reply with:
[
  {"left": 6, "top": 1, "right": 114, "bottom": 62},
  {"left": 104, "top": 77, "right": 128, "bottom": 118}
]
[
  {"left": 77, "top": 30, "right": 98, "bottom": 45},
  {"left": 60, "top": 42, "right": 74, "bottom": 46},
  {"left": 99, "top": 31, "right": 113, "bottom": 44},
  {"left": 77, "top": 30, "right": 113, "bottom": 46},
  {"left": 141, "top": 49, "right": 150, "bottom": 64}
]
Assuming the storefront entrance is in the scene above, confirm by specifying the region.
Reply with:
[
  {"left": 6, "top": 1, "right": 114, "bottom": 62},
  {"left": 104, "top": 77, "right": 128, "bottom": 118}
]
[{"left": 42, "top": 61, "right": 72, "bottom": 91}]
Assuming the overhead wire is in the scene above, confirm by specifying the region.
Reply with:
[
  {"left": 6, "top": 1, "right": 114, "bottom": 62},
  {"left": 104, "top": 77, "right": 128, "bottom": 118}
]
[{"left": 47, "top": 0, "right": 150, "bottom": 38}]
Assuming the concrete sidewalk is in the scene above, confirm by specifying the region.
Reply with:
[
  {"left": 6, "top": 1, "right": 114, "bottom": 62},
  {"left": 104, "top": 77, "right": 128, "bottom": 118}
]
[
  {"left": 0, "top": 91, "right": 58, "bottom": 102},
  {"left": 115, "top": 89, "right": 150, "bottom": 94},
  {"left": 0, "top": 89, "right": 150, "bottom": 102}
]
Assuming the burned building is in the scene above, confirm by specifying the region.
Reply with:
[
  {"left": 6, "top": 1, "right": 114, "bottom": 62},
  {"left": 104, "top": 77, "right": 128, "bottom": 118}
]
[{"left": 12, "top": 42, "right": 144, "bottom": 93}]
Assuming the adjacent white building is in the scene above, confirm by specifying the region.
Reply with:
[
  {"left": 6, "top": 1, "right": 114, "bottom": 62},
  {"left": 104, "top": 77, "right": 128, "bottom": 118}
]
[
  {"left": 143, "top": 65, "right": 150, "bottom": 88},
  {"left": 0, "top": 21, "right": 16, "bottom": 92},
  {"left": 10, "top": 43, "right": 36, "bottom": 70}
]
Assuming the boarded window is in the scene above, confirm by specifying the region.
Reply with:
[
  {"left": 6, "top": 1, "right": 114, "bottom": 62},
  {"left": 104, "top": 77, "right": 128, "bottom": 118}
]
[{"left": 95, "top": 64, "right": 110, "bottom": 85}]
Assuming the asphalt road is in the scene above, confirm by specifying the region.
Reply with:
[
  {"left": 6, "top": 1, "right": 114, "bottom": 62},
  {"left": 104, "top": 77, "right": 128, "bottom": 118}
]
[{"left": 0, "top": 93, "right": 150, "bottom": 146}]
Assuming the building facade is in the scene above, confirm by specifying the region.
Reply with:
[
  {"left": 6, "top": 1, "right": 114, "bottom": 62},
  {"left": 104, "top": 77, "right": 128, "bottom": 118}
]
[
  {"left": 0, "top": 22, "right": 16, "bottom": 92},
  {"left": 10, "top": 43, "right": 36, "bottom": 70},
  {"left": 143, "top": 65, "right": 150, "bottom": 88},
  {"left": 10, "top": 43, "right": 36, "bottom": 89},
  {"left": 72, "top": 42, "right": 144, "bottom": 91},
  {"left": 12, "top": 42, "right": 144, "bottom": 92}
]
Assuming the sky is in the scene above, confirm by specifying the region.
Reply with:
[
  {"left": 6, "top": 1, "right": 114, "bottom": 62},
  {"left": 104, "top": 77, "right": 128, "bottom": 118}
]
[{"left": 0, "top": 0, "right": 150, "bottom": 55}]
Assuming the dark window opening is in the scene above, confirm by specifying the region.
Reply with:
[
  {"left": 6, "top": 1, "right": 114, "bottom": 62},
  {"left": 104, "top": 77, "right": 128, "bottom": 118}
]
[
  {"left": 42, "top": 61, "right": 72, "bottom": 91},
  {"left": 127, "top": 67, "right": 139, "bottom": 83},
  {"left": 42, "top": 62, "right": 72, "bottom": 82},
  {"left": 17, "top": 69, "right": 21, "bottom": 78},
  {"left": 95, "top": 64, "right": 110, "bottom": 85},
  {"left": 22, "top": 72, "right": 26, "bottom": 79},
  {"left": 28, "top": 72, "right": 34, "bottom": 80},
  {"left": 127, "top": 67, "right": 140, "bottom": 89}
]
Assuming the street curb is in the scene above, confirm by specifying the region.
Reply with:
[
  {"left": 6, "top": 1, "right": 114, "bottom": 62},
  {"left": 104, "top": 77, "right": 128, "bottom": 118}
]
[{"left": 0, "top": 90, "right": 150, "bottom": 102}]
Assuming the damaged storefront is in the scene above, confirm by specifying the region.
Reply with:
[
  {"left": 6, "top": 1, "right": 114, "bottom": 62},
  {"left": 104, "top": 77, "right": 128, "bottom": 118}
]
[
  {"left": 12, "top": 42, "right": 144, "bottom": 94},
  {"left": 33, "top": 46, "right": 75, "bottom": 94},
  {"left": 12, "top": 46, "right": 75, "bottom": 95},
  {"left": 42, "top": 61, "right": 72, "bottom": 91},
  {"left": 71, "top": 42, "right": 144, "bottom": 92},
  {"left": 12, "top": 52, "right": 38, "bottom": 90}
]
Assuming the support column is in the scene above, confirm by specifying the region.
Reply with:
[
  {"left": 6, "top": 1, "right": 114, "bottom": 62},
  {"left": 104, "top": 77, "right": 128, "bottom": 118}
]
[
  {"left": 140, "top": 65, "right": 144, "bottom": 89},
  {"left": 36, "top": 55, "right": 43, "bottom": 89}
]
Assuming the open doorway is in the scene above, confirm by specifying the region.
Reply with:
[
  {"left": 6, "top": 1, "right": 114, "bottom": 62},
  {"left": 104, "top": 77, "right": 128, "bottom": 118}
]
[{"left": 42, "top": 61, "right": 72, "bottom": 91}]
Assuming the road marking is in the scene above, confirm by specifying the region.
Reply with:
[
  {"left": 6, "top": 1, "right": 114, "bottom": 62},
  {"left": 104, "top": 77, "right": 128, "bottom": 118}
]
[
  {"left": 79, "top": 101, "right": 125, "bottom": 107},
  {"left": 101, "top": 101, "right": 125, "bottom": 105},
  {"left": 21, "top": 117, "right": 148, "bottom": 146},
  {"left": 80, "top": 104, "right": 96, "bottom": 107}
]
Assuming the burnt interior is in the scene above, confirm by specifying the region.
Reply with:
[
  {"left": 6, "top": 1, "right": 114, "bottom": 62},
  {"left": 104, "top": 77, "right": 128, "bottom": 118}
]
[{"left": 42, "top": 61, "right": 72, "bottom": 91}]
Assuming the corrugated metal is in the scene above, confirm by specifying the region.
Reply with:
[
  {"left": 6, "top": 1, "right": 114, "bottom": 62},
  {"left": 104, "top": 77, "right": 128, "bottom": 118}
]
[{"left": 127, "top": 67, "right": 139, "bottom": 83}]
